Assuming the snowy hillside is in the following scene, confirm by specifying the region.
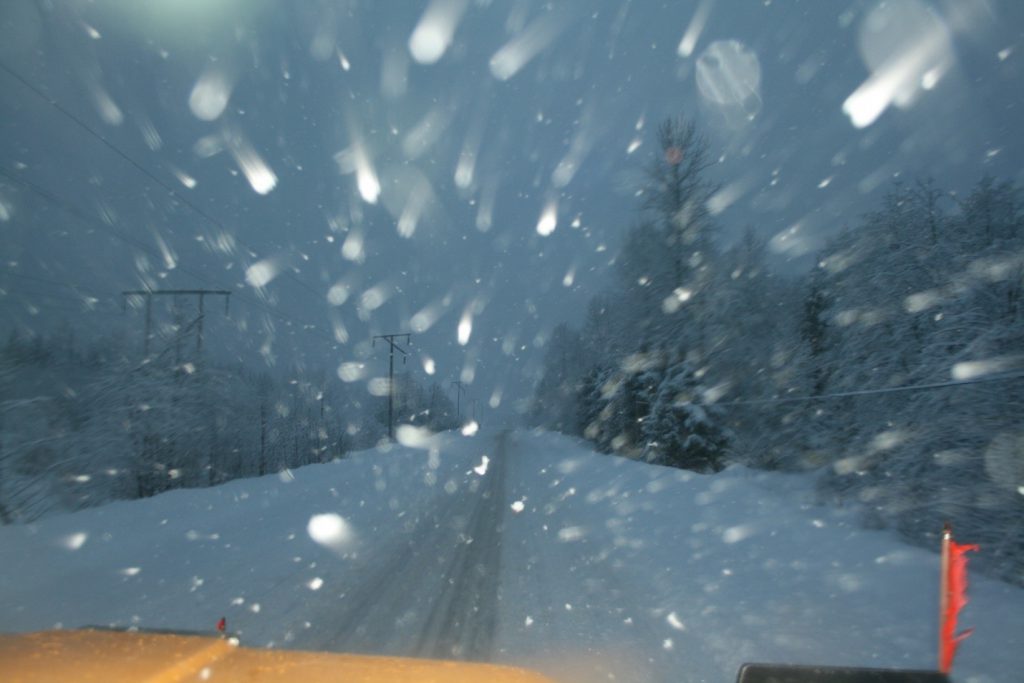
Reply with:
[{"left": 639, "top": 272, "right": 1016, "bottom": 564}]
[{"left": 1, "top": 430, "right": 1021, "bottom": 683}]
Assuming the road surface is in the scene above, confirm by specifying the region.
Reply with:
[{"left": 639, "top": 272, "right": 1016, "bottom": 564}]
[{"left": 290, "top": 430, "right": 509, "bottom": 662}]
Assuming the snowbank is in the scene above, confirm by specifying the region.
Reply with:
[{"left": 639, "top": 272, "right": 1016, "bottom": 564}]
[
  {"left": 496, "top": 431, "right": 1023, "bottom": 683},
  {"left": 0, "top": 429, "right": 1020, "bottom": 683}
]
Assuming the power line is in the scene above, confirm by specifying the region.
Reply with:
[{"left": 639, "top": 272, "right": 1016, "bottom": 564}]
[
  {"left": 706, "top": 371, "right": 1024, "bottom": 408},
  {"left": 121, "top": 289, "right": 230, "bottom": 358},
  {"left": 0, "top": 275, "right": 120, "bottom": 315},
  {"left": 1, "top": 271, "right": 114, "bottom": 295},
  {"left": 0, "top": 60, "right": 324, "bottom": 302},
  {"left": 0, "top": 170, "right": 341, "bottom": 349},
  {"left": 0, "top": 285, "right": 107, "bottom": 302},
  {"left": 0, "top": 170, "right": 163, "bottom": 255},
  {"left": 0, "top": 299, "right": 118, "bottom": 315}
]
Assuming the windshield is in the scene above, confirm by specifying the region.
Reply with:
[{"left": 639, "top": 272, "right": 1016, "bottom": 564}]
[{"left": 1, "top": 1, "right": 1022, "bottom": 682}]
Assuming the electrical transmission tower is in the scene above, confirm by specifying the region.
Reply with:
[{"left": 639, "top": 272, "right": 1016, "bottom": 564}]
[
  {"left": 450, "top": 380, "right": 466, "bottom": 423},
  {"left": 373, "top": 333, "right": 411, "bottom": 440},
  {"left": 122, "top": 289, "right": 230, "bottom": 361}
]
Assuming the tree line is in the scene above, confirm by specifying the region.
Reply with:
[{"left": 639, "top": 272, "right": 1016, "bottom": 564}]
[
  {"left": 529, "top": 116, "right": 1024, "bottom": 582},
  {"left": 0, "top": 328, "right": 458, "bottom": 523}
]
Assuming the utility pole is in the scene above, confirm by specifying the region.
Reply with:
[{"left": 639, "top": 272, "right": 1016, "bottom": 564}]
[
  {"left": 121, "top": 288, "right": 230, "bottom": 492},
  {"left": 450, "top": 380, "right": 466, "bottom": 423},
  {"left": 373, "top": 333, "right": 411, "bottom": 440},
  {"left": 122, "top": 289, "right": 230, "bottom": 361}
]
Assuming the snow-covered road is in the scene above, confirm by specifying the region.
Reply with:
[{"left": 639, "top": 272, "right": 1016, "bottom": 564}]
[
  {"left": 292, "top": 430, "right": 508, "bottom": 660},
  {"left": 1, "top": 430, "right": 1022, "bottom": 682}
]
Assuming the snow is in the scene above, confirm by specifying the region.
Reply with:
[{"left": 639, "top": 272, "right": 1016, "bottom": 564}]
[{"left": 1, "top": 429, "right": 1021, "bottom": 682}]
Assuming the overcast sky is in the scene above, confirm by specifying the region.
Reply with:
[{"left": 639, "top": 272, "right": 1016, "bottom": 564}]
[{"left": 1, "top": 0, "right": 1022, "bottom": 420}]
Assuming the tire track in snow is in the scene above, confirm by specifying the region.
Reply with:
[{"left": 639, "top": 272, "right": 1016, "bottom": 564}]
[
  {"left": 415, "top": 430, "right": 507, "bottom": 660},
  {"left": 292, "top": 432, "right": 507, "bottom": 660}
]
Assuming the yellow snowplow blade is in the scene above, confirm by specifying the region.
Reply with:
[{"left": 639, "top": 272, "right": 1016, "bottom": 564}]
[{"left": 0, "top": 629, "right": 555, "bottom": 683}]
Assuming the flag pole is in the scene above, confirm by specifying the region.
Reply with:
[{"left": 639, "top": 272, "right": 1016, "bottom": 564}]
[{"left": 938, "top": 522, "right": 951, "bottom": 672}]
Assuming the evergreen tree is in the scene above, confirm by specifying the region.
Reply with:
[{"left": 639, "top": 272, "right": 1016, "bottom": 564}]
[{"left": 642, "top": 361, "right": 727, "bottom": 472}]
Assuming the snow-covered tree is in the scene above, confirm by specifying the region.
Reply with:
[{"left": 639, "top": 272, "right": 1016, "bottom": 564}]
[
  {"left": 526, "top": 135, "right": 1024, "bottom": 580},
  {"left": 0, "top": 330, "right": 370, "bottom": 522},
  {"left": 642, "top": 361, "right": 728, "bottom": 472}
]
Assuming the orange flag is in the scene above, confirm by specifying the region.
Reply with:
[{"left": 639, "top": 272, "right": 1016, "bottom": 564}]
[{"left": 939, "top": 525, "right": 979, "bottom": 674}]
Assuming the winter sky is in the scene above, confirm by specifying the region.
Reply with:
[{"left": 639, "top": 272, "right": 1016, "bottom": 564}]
[{"left": 1, "top": 0, "right": 1022, "bottom": 419}]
